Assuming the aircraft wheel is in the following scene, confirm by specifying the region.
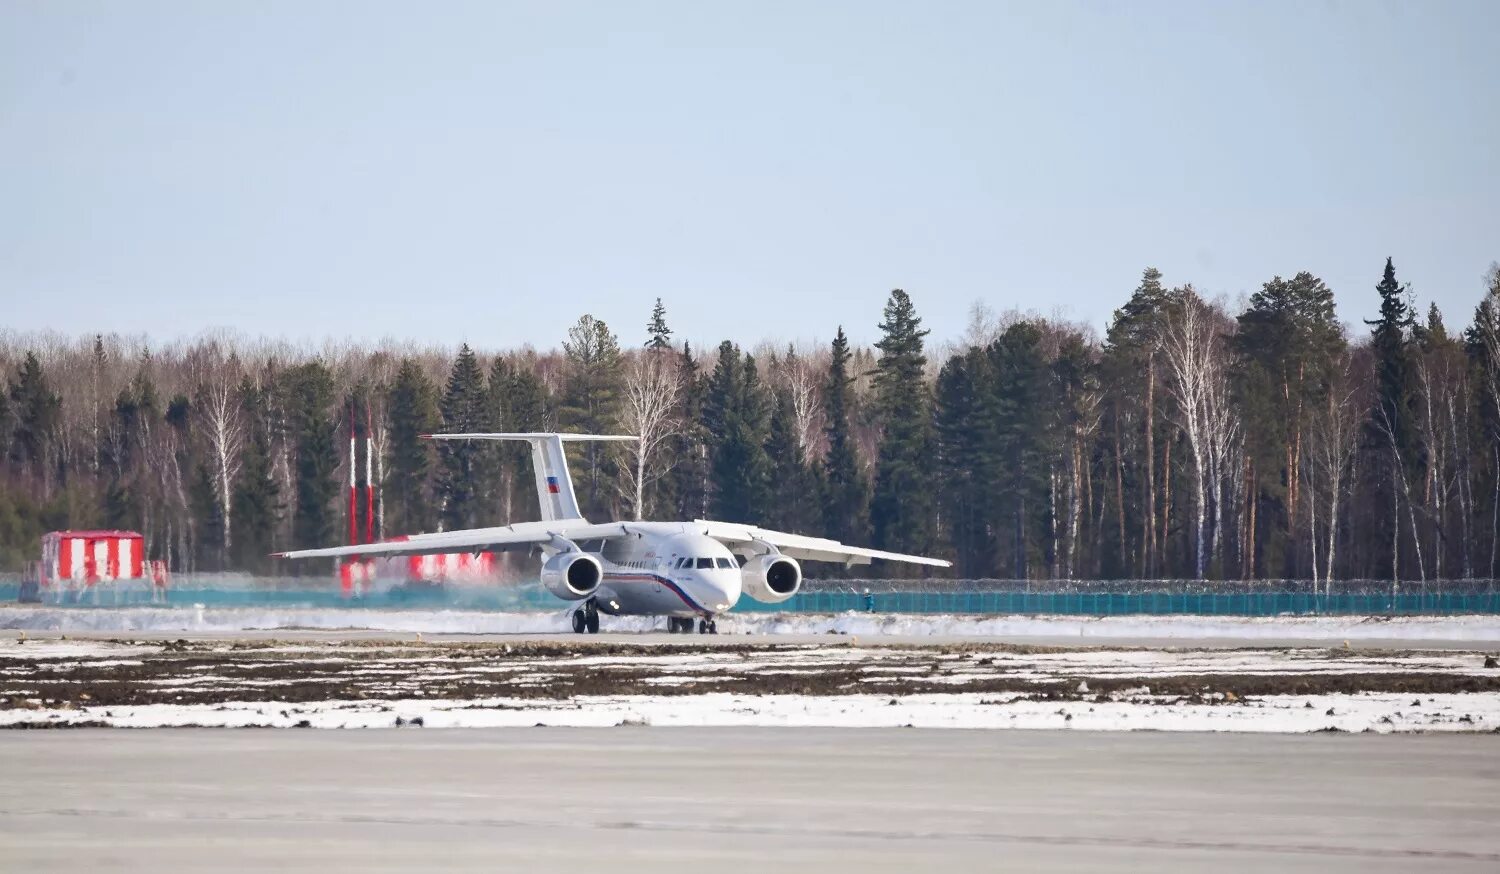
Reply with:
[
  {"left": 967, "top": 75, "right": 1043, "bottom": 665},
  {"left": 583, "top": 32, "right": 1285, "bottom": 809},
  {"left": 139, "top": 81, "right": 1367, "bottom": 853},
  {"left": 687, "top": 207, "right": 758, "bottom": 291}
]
[
  {"left": 571, "top": 609, "right": 586, "bottom": 634},
  {"left": 697, "top": 619, "right": 710, "bottom": 634},
  {"left": 585, "top": 608, "right": 600, "bottom": 634}
]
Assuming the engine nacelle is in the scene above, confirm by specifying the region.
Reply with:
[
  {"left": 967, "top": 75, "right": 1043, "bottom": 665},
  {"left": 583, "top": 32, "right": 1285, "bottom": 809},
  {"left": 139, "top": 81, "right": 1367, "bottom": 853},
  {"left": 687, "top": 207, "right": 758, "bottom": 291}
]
[
  {"left": 541, "top": 551, "right": 602, "bottom": 600},
  {"left": 740, "top": 554, "right": 802, "bottom": 604}
]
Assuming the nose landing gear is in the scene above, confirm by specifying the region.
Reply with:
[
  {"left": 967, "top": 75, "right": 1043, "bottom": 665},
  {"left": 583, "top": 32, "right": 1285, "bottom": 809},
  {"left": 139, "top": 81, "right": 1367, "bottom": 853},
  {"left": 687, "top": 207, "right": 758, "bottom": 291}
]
[{"left": 570, "top": 599, "right": 601, "bottom": 634}]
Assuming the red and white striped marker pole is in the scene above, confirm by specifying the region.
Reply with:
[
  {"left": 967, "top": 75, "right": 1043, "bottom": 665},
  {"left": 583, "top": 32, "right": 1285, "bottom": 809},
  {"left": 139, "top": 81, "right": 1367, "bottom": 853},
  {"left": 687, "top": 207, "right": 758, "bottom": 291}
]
[{"left": 344, "top": 402, "right": 358, "bottom": 596}]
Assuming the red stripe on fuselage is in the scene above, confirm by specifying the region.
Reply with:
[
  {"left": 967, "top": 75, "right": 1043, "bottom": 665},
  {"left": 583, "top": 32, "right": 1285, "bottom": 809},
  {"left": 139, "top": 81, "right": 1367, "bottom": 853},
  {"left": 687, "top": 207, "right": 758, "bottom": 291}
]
[{"left": 602, "top": 572, "right": 712, "bottom": 616}]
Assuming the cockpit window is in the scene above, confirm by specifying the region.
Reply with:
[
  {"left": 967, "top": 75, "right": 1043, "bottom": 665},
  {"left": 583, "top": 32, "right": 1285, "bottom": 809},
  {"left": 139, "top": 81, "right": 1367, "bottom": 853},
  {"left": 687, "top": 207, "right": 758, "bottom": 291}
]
[
  {"left": 715, "top": 557, "right": 735, "bottom": 569},
  {"left": 696, "top": 557, "right": 713, "bottom": 569}
]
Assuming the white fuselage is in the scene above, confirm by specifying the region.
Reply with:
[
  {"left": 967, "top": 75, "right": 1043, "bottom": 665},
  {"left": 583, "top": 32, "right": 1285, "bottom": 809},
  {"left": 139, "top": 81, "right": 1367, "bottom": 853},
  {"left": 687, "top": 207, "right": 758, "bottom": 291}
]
[{"left": 581, "top": 526, "right": 743, "bottom": 618}]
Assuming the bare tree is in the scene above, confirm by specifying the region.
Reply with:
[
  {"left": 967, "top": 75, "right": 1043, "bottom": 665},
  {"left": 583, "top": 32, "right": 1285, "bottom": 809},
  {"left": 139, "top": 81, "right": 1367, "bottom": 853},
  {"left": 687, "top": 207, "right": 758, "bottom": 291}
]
[{"left": 619, "top": 349, "right": 682, "bottom": 520}]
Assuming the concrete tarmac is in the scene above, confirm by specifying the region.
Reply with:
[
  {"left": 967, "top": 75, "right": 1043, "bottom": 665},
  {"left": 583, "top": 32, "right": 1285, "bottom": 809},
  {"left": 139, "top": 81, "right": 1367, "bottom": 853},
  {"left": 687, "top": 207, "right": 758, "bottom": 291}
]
[{"left": 2, "top": 729, "right": 1497, "bottom": 872}]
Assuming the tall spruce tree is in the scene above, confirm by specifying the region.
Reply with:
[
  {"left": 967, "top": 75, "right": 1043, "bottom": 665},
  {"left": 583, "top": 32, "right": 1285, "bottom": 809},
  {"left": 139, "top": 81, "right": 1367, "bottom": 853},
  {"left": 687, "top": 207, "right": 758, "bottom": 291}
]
[
  {"left": 764, "top": 384, "right": 819, "bottom": 531},
  {"left": 231, "top": 377, "right": 279, "bottom": 572},
  {"left": 987, "top": 322, "right": 1053, "bottom": 579},
  {"left": 1365, "top": 257, "right": 1421, "bottom": 580},
  {"left": 282, "top": 361, "right": 338, "bottom": 558},
  {"left": 646, "top": 298, "right": 673, "bottom": 351},
  {"left": 507, "top": 361, "right": 549, "bottom": 520},
  {"left": 559, "top": 315, "right": 624, "bottom": 518},
  {"left": 702, "top": 342, "right": 771, "bottom": 522},
  {"left": 1466, "top": 268, "right": 1500, "bottom": 578},
  {"left": 386, "top": 358, "right": 440, "bottom": 534},
  {"left": 934, "top": 345, "right": 994, "bottom": 576},
  {"left": 869, "top": 290, "right": 935, "bottom": 566},
  {"left": 821, "top": 327, "right": 867, "bottom": 544},
  {"left": 662, "top": 343, "right": 708, "bottom": 520},
  {"left": 8, "top": 352, "right": 62, "bottom": 490},
  {"left": 436, "top": 345, "right": 493, "bottom": 530}
]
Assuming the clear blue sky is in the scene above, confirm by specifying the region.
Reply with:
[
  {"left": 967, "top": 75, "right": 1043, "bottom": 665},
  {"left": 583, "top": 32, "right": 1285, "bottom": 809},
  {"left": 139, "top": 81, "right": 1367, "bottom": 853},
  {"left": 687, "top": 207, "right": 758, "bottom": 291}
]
[{"left": 3, "top": 1, "right": 1497, "bottom": 351}]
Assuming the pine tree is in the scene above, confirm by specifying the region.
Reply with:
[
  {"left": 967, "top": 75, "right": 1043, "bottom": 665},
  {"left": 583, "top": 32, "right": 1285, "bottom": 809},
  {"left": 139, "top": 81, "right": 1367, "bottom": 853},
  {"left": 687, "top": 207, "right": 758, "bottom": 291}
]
[
  {"left": 736, "top": 353, "right": 772, "bottom": 519},
  {"left": 869, "top": 290, "right": 935, "bottom": 566},
  {"left": 764, "top": 384, "right": 819, "bottom": 532},
  {"left": 8, "top": 352, "right": 62, "bottom": 490},
  {"left": 0, "top": 376, "right": 11, "bottom": 469},
  {"left": 1051, "top": 332, "right": 1099, "bottom": 579},
  {"left": 702, "top": 345, "right": 770, "bottom": 523},
  {"left": 987, "top": 322, "right": 1053, "bottom": 579},
  {"left": 821, "top": 327, "right": 868, "bottom": 544},
  {"left": 1466, "top": 267, "right": 1500, "bottom": 578},
  {"left": 559, "top": 315, "right": 624, "bottom": 518},
  {"left": 1234, "top": 271, "right": 1345, "bottom": 577},
  {"left": 486, "top": 356, "right": 517, "bottom": 523},
  {"left": 1099, "top": 268, "right": 1172, "bottom": 577},
  {"left": 646, "top": 298, "right": 673, "bottom": 351},
  {"left": 934, "top": 347, "right": 993, "bottom": 576},
  {"left": 436, "top": 345, "right": 492, "bottom": 530},
  {"left": 386, "top": 358, "right": 440, "bottom": 534},
  {"left": 504, "top": 361, "right": 549, "bottom": 520},
  {"left": 231, "top": 378, "right": 280, "bottom": 572},
  {"left": 282, "top": 362, "right": 338, "bottom": 558},
  {"left": 188, "top": 460, "right": 221, "bottom": 569},
  {"left": 662, "top": 343, "right": 708, "bottom": 520}
]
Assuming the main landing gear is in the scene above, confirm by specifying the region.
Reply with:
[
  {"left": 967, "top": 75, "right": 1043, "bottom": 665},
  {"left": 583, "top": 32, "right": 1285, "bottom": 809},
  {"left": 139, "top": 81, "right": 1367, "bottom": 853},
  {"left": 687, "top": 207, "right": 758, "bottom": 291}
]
[
  {"left": 667, "top": 616, "right": 717, "bottom": 634},
  {"left": 571, "top": 599, "right": 600, "bottom": 634}
]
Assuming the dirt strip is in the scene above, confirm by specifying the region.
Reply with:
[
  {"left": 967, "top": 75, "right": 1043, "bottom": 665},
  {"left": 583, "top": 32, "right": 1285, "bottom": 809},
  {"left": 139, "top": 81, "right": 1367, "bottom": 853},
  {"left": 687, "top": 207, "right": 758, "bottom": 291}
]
[{"left": 4, "top": 638, "right": 1499, "bottom": 711}]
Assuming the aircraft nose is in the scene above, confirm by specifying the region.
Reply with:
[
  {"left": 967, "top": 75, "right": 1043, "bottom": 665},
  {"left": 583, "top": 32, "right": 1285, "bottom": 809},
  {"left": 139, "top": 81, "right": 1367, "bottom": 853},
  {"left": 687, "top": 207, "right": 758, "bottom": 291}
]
[{"left": 704, "top": 570, "right": 740, "bottom": 613}]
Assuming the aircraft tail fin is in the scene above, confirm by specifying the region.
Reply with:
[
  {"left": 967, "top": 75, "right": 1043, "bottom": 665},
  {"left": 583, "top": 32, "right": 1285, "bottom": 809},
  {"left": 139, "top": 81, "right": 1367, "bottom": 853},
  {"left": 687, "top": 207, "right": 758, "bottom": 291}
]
[{"left": 423, "top": 433, "right": 637, "bottom": 522}]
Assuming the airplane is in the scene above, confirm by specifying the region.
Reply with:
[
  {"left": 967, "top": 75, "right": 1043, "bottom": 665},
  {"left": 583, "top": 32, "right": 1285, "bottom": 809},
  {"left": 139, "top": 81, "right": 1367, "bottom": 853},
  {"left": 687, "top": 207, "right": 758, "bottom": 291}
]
[{"left": 277, "top": 433, "right": 950, "bottom": 634}]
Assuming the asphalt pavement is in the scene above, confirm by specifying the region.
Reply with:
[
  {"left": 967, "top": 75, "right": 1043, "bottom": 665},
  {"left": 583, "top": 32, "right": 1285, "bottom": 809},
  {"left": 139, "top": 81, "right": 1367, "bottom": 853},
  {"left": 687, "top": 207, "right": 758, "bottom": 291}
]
[{"left": 2, "top": 728, "right": 1497, "bottom": 872}]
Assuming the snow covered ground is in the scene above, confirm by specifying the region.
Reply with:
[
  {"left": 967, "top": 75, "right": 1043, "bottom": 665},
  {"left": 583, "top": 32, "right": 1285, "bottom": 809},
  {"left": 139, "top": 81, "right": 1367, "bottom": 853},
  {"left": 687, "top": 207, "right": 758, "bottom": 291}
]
[
  {"left": 3, "top": 604, "right": 1500, "bottom": 642},
  {"left": 6, "top": 690, "right": 1493, "bottom": 733},
  {"left": 3, "top": 636, "right": 1497, "bottom": 733}
]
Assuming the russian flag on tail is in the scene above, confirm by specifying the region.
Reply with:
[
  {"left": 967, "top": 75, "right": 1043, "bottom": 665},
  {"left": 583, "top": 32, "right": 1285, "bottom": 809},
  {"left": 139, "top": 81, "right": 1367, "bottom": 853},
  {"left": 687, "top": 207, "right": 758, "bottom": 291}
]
[{"left": 546, "top": 476, "right": 561, "bottom": 494}]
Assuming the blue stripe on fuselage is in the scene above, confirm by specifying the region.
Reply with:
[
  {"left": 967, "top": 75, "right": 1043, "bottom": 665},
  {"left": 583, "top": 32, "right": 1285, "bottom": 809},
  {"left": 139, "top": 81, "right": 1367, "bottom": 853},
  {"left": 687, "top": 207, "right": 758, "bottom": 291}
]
[{"left": 602, "top": 571, "right": 711, "bottom": 616}]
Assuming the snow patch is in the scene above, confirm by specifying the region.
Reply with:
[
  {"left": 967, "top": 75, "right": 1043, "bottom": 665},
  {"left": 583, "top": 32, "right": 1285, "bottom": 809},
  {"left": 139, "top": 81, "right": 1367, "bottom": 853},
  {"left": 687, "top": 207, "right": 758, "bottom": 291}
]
[
  {"left": 3, "top": 691, "right": 1496, "bottom": 733},
  {"left": 3, "top": 605, "right": 1500, "bottom": 641}
]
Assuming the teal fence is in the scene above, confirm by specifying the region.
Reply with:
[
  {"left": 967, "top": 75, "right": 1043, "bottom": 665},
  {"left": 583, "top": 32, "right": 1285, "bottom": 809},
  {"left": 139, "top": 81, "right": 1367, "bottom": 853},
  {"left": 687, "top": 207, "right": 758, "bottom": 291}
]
[
  {"left": 4, "top": 580, "right": 1497, "bottom": 616},
  {"left": 732, "top": 589, "right": 1500, "bottom": 616}
]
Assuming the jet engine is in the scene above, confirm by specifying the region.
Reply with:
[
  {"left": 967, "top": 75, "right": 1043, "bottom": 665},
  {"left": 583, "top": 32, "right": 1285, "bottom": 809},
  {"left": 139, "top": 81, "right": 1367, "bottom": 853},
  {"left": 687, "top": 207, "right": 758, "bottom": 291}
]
[
  {"left": 541, "top": 551, "right": 602, "bottom": 600},
  {"left": 740, "top": 554, "right": 802, "bottom": 604}
]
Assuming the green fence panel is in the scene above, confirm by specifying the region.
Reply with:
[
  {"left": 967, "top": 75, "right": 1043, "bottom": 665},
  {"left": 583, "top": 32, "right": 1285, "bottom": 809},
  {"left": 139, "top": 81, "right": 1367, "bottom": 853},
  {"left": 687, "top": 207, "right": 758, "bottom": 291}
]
[{"left": 737, "top": 588, "right": 1500, "bottom": 616}]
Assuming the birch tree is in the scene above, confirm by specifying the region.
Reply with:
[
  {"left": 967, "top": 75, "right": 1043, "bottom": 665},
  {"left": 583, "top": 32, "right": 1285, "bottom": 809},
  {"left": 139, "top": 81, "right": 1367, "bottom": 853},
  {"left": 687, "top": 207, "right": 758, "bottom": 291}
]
[
  {"left": 1159, "top": 287, "right": 1223, "bottom": 579},
  {"left": 194, "top": 355, "right": 245, "bottom": 555},
  {"left": 619, "top": 348, "right": 682, "bottom": 520}
]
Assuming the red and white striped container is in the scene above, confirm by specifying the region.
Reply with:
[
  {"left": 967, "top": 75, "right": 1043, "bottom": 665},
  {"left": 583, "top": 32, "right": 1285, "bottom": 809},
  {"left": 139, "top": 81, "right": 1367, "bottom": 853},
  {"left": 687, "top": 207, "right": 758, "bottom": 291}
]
[{"left": 41, "top": 530, "right": 146, "bottom": 585}]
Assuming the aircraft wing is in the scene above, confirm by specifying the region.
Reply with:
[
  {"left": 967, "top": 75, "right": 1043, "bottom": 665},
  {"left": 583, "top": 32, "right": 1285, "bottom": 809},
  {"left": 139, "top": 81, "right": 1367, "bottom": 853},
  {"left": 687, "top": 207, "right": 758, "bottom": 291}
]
[
  {"left": 275, "top": 521, "right": 628, "bottom": 561},
  {"left": 693, "top": 520, "right": 951, "bottom": 568}
]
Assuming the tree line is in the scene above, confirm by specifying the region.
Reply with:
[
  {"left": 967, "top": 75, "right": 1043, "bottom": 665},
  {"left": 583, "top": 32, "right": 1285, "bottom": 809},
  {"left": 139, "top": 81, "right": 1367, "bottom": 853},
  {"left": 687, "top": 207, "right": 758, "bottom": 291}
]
[{"left": 3, "top": 258, "right": 1499, "bottom": 583}]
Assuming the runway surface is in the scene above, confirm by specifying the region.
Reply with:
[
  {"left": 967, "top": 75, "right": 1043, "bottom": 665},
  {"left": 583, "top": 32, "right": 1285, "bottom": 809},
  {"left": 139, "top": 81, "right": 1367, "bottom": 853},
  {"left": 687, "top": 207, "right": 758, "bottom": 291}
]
[{"left": 1, "top": 728, "right": 1496, "bottom": 872}]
